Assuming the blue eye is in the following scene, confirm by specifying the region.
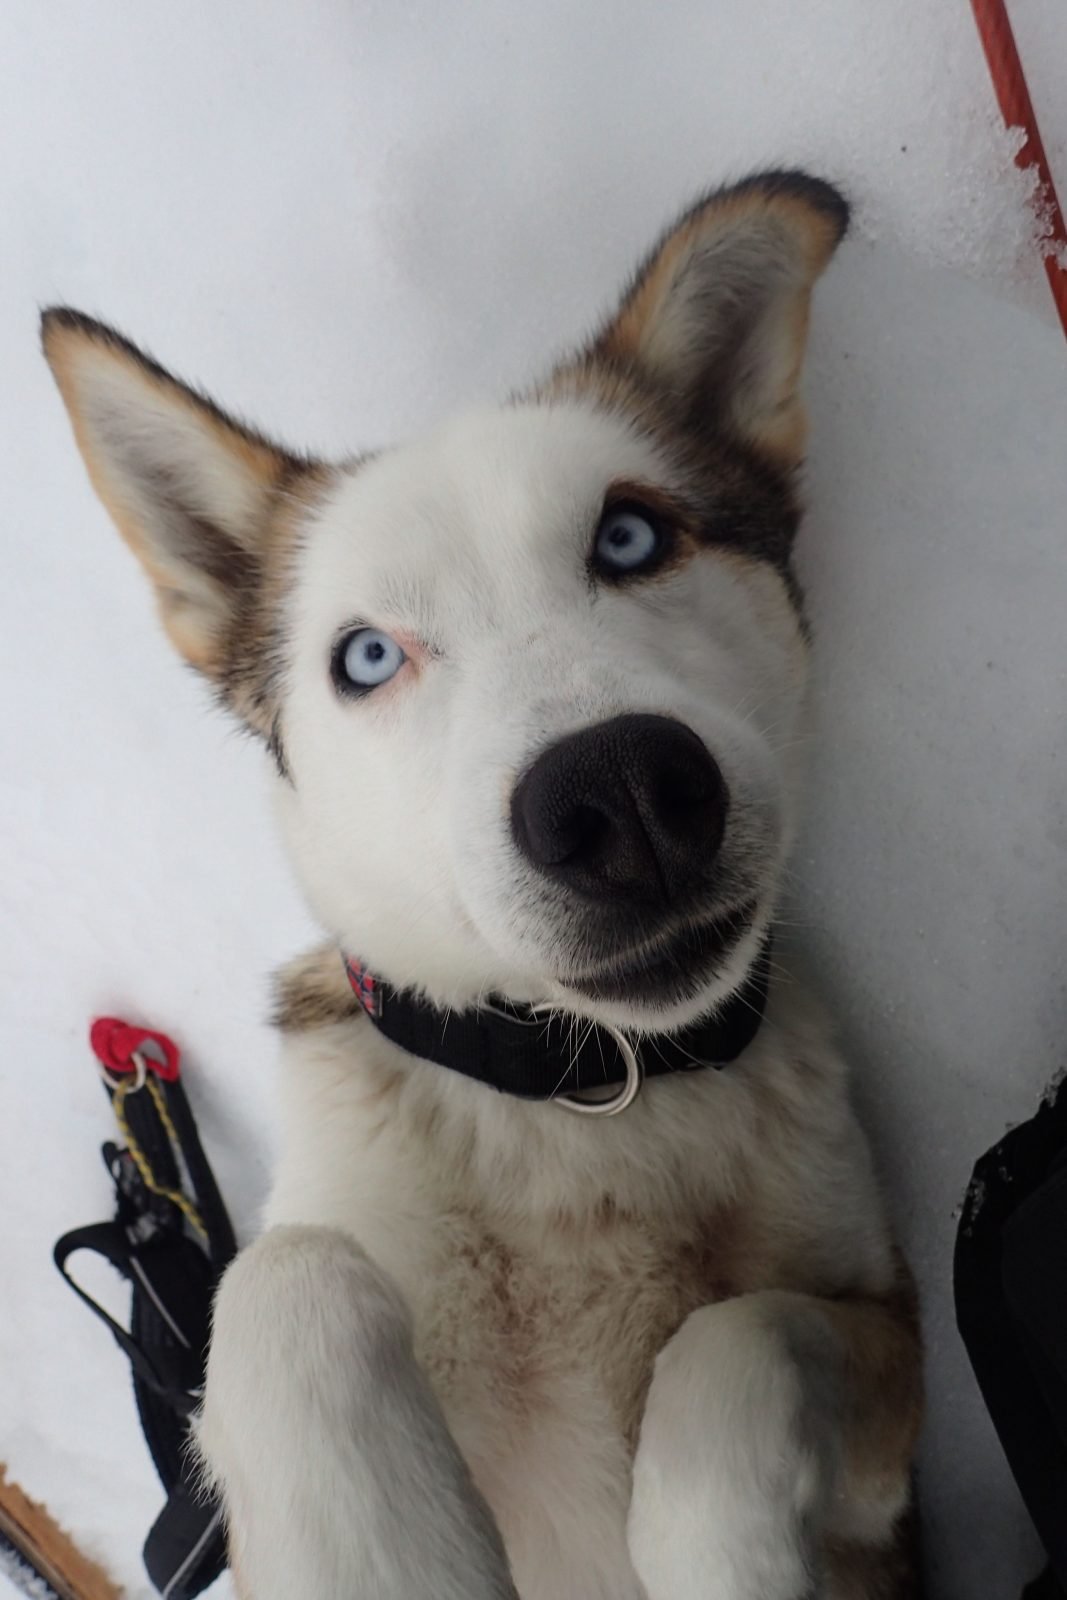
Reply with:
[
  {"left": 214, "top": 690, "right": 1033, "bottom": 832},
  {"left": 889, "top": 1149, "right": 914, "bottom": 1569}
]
[
  {"left": 593, "top": 506, "right": 662, "bottom": 575},
  {"left": 333, "top": 627, "right": 406, "bottom": 693}
]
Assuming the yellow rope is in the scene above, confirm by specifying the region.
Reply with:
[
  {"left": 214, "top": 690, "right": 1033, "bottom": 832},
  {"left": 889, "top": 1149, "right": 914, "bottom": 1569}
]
[{"left": 111, "top": 1075, "right": 208, "bottom": 1243}]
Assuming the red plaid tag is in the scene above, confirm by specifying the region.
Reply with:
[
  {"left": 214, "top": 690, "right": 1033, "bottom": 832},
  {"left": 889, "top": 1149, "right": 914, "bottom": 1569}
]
[{"left": 344, "top": 957, "right": 381, "bottom": 1018}]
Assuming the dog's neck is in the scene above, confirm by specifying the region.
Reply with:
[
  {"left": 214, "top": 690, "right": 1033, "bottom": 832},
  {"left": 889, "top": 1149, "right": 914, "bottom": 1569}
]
[{"left": 342, "top": 940, "right": 772, "bottom": 1107}]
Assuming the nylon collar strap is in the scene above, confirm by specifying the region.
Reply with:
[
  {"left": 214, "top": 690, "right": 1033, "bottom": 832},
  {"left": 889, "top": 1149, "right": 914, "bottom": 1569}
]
[{"left": 342, "top": 938, "right": 772, "bottom": 1102}]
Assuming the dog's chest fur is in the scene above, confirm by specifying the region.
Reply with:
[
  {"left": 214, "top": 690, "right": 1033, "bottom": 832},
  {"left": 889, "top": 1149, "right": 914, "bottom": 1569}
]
[
  {"left": 414, "top": 1209, "right": 731, "bottom": 1595},
  {"left": 266, "top": 950, "right": 894, "bottom": 1597},
  {"left": 420, "top": 1204, "right": 730, "bottom": 1442}
]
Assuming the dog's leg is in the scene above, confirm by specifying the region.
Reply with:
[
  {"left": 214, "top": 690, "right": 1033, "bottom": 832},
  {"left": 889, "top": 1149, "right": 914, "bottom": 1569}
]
[
  {"left": 626, "top": 1285, "right": 922, "bottom": 1600},
  {"left": 197, "top": 1225, "right": 518, "bottom": 1600}
]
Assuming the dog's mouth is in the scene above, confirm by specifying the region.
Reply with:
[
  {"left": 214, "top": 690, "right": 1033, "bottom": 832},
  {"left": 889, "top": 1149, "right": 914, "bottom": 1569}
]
[{"left": 563, "top": 902, "right": 757, "bottom": 1006}]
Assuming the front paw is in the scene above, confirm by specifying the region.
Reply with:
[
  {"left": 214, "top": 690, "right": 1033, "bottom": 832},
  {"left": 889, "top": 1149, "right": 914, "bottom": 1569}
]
[
  {"left": 197, "top": 1226, "right": 517, "bottom": 1600},
  {"left": 627, "top": 1294, "right": 842, "bottom": 1600}
]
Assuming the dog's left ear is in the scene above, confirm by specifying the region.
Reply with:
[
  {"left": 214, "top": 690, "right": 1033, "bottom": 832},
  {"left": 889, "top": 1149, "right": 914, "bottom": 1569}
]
[{"left": 590, "top": 170, "right": 849, "bottom": 467}]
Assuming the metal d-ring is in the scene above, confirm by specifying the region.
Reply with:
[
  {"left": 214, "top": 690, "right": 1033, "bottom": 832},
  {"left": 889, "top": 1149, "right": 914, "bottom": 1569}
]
[
  {"left": 97, "top": 1047, "right": 148, "bottom": 1095},
  {"left": 527, "top": 1006, "right": 643, "bottom": 1117}
]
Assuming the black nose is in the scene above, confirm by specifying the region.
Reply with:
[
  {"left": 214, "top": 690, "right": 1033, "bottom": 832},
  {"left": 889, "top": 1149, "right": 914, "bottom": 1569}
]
[{"left": 511, "top": 713, "right": 728, "bottom": 907}]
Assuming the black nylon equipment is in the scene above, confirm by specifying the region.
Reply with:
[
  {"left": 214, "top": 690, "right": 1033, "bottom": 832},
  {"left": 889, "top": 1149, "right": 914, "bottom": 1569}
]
[
  {"left": 955, "top": 1071, "right": 1067, "bottom": 1599},
  {"left": 54, "top": 1059, "right": 235, "bottom": 1599},
  {"left": 344, "top": 935, "right": 774, "bottom": 1098}
]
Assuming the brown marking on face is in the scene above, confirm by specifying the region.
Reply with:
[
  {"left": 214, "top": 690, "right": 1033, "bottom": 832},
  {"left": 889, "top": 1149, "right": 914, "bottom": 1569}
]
[
  {"left": 603, "top": 477, "right": 691, "bottom": 527},
  {"left": 710, "top": 548, "right": 811, "bottom": 658},
  {"left": 598, "top": 473, "right": 782, "bottom": 589},
  {"left": 596, "top": 469, "right": 813, "bottom": 656},
  {"left": 539, "top": 171, "right": 847, "bottom": 608},
  {"left": 222, "top": 460, "right": 336, "bottom": 742},
  {"left": 544, "top": 359, "right": 808, "bottom": 622}
]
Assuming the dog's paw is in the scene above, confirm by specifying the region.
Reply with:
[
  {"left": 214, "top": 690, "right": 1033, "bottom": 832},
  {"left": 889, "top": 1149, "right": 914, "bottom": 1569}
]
[
  {"left": 199, "top": 1224, "right": 412, "bottom": 1470},
  {"left": 198, "top": 1225, "right": 517, "bottom": 1600},
  {"left": 627, "top": 1292, "right": 843, "bottom": 1600}
]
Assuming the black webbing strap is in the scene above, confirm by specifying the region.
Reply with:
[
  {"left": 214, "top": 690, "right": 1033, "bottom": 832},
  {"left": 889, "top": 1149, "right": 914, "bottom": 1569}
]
[
  {"left": 954, "top": 1073, "right": 1067, "bottom": 1598},
  {"left": 54, "top": 1060, "right": 235, "bottom": 1599}
]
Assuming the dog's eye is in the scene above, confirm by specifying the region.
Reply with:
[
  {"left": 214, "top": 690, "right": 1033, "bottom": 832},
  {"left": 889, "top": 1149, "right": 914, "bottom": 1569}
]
[
  {"left": 333, "top": 628, "right": 406, "bottom": 694},
  {"left": 593, "top": 507, "right": 662, "bottom": 576}
]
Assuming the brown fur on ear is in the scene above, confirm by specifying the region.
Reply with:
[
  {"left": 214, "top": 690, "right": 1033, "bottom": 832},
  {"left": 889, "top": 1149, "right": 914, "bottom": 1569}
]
[
  {"left": 40, "top": 308, "right": 318, "bottom": 697},
  {"left": 589, "top": 170, "right": 849, "bottom": 467}
]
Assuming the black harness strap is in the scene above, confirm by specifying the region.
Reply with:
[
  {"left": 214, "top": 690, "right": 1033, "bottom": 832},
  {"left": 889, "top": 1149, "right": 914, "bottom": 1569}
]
[{"left": 54, "top": 1045, "right": 235, "bottom": 1600}]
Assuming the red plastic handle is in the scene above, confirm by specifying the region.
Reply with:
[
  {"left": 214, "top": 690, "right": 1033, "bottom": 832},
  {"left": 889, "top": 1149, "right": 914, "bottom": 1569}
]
[
  {"left": 970, "top": 0, "right": 1067, "bottom": 341},
  {"left": 90, "top": 1017, "right": 181, "bottom": 1081}
]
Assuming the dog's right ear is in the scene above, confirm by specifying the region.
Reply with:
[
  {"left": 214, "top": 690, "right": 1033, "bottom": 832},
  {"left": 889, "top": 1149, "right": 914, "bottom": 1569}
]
[{"left": 41, "top": 309, "right": 317, "bottom": 687}]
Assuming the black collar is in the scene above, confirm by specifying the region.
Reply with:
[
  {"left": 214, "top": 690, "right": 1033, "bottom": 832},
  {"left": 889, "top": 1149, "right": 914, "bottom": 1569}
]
[{"left": 342, "top": 939, "right": 772, "bottom": 1102}]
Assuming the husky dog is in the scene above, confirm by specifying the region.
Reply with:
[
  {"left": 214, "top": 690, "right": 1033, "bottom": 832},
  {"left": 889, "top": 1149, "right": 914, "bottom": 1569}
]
[{"left": 43, "top": 170, "right": 922, "bottom": 1600}]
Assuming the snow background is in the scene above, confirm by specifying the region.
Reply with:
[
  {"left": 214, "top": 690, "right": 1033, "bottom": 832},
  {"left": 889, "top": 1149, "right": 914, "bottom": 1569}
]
[{"left": 2, "top": 1, "right": 1066, "bottom": 1594}]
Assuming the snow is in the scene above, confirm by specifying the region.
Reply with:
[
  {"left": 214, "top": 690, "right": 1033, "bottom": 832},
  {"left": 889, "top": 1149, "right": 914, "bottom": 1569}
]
[
  {"left": 2, "top": 1, "right": 1066, "bottom": 1595},
  {"left": 1, "top": 1541, "right": 59, "bottom": 1600}
]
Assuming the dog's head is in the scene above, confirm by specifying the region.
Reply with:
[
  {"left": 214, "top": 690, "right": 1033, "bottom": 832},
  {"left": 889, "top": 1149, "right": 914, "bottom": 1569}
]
[{"left": 43, "top": 171, "right": 846, "bottom": 1032}]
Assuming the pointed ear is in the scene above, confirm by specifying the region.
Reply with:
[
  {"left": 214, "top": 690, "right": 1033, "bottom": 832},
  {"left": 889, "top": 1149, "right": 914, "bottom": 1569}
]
[
  {"left": 41, "top": 308, "right": 314, "bottom": 681},
  {"left": 591, "top": 171, "right": 849, "bottom": 467}
]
